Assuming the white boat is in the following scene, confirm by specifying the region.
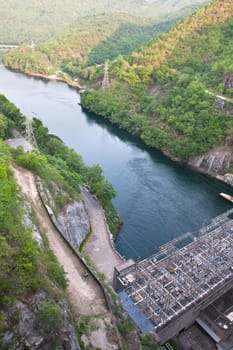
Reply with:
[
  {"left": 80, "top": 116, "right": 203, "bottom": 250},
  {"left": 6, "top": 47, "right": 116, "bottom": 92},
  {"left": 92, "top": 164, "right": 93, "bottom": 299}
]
[{"left": 220, "top": 192, "right": 233, "bottom": 203}]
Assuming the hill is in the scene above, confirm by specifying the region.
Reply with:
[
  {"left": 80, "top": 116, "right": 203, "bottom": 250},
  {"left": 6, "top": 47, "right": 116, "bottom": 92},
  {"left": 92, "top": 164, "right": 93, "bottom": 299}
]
[
  {"left": 81, "top": 0, "right": 233, "bottom": 170},
  {"left": 0, "top": 0, "right": 209, "bottom": 43},
  {"left": 3, "top": 13, "right": 180, "bottom": 77}
]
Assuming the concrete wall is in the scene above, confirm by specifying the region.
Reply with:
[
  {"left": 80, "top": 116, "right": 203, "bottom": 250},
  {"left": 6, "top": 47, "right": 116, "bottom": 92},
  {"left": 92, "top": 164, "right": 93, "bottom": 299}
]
[{"left": 157, "top": 278, "right": 233, "bottom": 343}]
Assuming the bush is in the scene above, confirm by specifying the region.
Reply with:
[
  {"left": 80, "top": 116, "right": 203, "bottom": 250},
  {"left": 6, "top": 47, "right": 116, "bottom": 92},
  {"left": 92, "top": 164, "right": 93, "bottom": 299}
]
[{"left": 38, "top": 300, "right": 62, "bottom": 334}]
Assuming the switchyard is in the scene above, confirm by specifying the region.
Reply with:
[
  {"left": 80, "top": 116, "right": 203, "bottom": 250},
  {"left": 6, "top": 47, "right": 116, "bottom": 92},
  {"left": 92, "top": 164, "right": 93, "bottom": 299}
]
[{"left": 114, "top": 209, "right": 233, "bottom": 343}]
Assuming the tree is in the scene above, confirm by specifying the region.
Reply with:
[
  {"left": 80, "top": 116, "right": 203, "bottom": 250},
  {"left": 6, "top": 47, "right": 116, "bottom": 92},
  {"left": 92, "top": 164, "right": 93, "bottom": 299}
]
[
  {"left": 94, "top": 180, "right": 116, "bottom": 206},
  {"left": 0, "top": 113, "right": 9, "bottom": 139}
]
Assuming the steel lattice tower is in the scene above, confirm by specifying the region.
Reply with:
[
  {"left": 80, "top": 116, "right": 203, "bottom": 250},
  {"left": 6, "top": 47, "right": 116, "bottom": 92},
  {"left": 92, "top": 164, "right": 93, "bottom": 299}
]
[
  {"left": 30, "top": 40, "right": 35, "bottom": 52},
  {"left": 24, "top": 117, "right": 39, "bottom": 153},
  {"left": 102, "top": 60, "right": 110, "bottom": 89}
]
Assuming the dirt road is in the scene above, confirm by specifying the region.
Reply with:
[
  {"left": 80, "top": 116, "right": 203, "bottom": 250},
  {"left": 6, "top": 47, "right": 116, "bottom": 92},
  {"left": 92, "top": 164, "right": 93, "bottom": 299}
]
[{"left": 12, "top": 163, "right": 120, "bottom": 350}]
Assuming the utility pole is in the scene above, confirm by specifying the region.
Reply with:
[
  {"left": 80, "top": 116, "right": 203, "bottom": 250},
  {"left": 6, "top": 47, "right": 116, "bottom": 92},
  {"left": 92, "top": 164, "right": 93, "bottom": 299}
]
[
  {"left": 24, "top": 117, "right": 39, "bottom": 153},
  {"left": 102, "top": 60, "right": 110, "bottom": 89}
]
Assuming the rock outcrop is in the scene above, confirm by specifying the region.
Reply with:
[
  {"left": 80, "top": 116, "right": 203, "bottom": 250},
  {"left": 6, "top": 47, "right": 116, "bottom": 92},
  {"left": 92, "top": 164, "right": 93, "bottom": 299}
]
[
  {"left": 188, "top": 151, "right": 232, "bottom": 175},
  {"left": 37, "top": 181, "right": 90, "bottom": 250},
  {"left": 56, "top": 201, "right": 90, "bottom": 249},
  {"left": 23, "top": 200, "right": 44, "bottom": 247},
  {"left": 216, "top": 173, "right": 233, "bottom": 187},
  {"left": 2, "top": 292, "right": 80, "bottom": 350}
]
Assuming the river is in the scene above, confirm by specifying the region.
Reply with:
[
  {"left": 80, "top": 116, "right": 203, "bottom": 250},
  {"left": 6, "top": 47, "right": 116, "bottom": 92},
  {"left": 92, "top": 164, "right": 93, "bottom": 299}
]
[{"left": 0, "top": 65, "right": 232, "bottom": 260}]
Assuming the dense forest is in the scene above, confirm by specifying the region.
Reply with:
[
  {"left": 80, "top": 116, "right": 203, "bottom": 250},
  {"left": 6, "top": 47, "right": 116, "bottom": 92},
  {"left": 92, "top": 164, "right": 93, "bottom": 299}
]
[
  {"left": 0, "top": 0, "right": 209, "bottom": 43},
  {"left": 81, "top": 0, "right": 233, "bottom": 161},
  {"left": 3, "top": 14, "right": 179, "bottom": 78}
]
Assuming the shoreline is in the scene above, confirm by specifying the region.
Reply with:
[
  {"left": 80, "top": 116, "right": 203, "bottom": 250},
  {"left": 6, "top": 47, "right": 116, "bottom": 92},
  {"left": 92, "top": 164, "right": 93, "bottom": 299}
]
[
  {"left": 80, "top": 105, "right": 233, "bottom": 190},
  {"left": 4, "top": 64, "right": 233, "bottom": 190},
  {"left": 4, "top": 65, "right": 83, "bottom": 90}
]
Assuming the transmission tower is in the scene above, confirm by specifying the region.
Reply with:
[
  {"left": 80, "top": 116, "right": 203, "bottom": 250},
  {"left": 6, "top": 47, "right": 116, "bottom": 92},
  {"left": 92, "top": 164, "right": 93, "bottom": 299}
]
[
  {"left": 102, "top": 60, "right": 110, "bottom": 89},
  {"left": 30, "top": 40, "right": 36, "bottom": 52},
  {"left": 24, "top": 117, "right": 39, "bottom": 153}
]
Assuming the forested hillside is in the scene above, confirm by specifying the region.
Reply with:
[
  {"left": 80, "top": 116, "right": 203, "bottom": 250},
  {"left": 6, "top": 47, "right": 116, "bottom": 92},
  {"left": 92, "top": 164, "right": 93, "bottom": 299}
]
[
  {"left": 3, "top": 14, "right": 178, "bottom": 78},
  {"left": 81, "top": 0, "right": 233, "bottom": 163},
  {"left": 0, "top": 0, "right": 209, "bottom": 43}
]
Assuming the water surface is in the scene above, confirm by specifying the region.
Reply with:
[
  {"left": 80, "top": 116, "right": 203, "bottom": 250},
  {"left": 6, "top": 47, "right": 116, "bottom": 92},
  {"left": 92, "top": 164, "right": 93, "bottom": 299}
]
[{"left": 0, "top": 65, "right": 232, "bottom": 260}]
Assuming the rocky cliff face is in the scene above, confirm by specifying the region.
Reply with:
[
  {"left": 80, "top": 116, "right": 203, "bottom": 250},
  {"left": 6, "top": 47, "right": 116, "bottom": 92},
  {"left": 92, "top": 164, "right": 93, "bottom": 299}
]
[
  {"left": 23, "top": 200, "right": 44, "bottom": 247},
  {"left": 56, "top": 201, "right": 90, "bottom": 249},
  {"left": 1, "top": 194, "right": 81, "bottom": 350},
  {"left": 2, "top": 292, "right": 80, "bottom": 350},
  {"left": 216, "top": 173, "right": 233, "bottom": 187},
  {"left": 188, "top": 150, "right": 232, "bottom": 175},
  {"left": 37, "top": 181, "right": 90, "bottom": 250}
]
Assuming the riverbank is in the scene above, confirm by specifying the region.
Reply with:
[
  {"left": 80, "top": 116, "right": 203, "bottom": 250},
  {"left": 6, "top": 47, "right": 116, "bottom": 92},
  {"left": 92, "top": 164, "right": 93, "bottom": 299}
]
[
  {"left": 1, "top": 63, "right": 231, "bottom": 261},
  {"left": 13, "top": 63, "right": 233, "bottom": 189},
  {"left": 5, "top": 64, "right": 233, "bottom": 189},
  {"left": 3, "top": 65, "right": 83, "bottom": 90},
  {"left": 81, "top": 102, "right": 233, "bottom": 190}
]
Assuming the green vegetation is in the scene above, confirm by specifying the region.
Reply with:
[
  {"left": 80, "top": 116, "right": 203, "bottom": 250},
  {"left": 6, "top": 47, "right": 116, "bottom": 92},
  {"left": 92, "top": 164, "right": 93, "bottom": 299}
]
[
  {"left": 0, "top": 139, "right": 68, "bottom": 344},
  {"left": 75, "top": 315, "right": 100, "bottom": 350},
  {"left": 3, "top": 0, "right": 210, "bottom": 83},
  {"left": 139, "top": 333, "right": 160, "bottom": 350},
  {"left": 27, "top": 118, "right": 119, "bottom": 230},
  {"left": 0, "top": 0, "right": 209, "bottom": 44},
  {"left": 0, "top": 93, "right": 120, "bottom": 234},
  {"left": 81, "top": 0, "right": 233, "bottom": 161},
  {"left": 38, "top": 300, "right": 63, "bottom": 334},
  {"left": 3, "top": 14, "right": 179, "bottom": 78},
  {"left": 118, "top": 318, "right": 134, "bottom": 335}
]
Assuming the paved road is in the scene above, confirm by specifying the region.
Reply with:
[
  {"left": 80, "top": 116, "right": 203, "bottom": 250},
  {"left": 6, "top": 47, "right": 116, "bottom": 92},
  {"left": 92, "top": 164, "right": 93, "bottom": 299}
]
[{"left": 82, "top": 189, "right": 123, "bottom": 285}]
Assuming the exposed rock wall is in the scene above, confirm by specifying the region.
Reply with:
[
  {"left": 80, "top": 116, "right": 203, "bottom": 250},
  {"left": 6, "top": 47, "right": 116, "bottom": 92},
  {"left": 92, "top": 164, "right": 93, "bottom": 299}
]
[
  {"left": 37, "top": 180, "right": 90, "bottom": 250},
  {"left": 2, "top": 194, "right": 81, "bottom": 350},
  {"left": 188, "top": 151, "right": 232, "bottom": 175},
  {"left": 2, "top": 292, "right": 80, "bottom": 350},
  {"left": 23, "top": 200, "right": 44, "bottom": 247},
  {"left": 217, "top": 173, "right": 233, "bottom": 187},
  {"left": 56, "top": 202, "right": 90, "bottom": 249}
]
